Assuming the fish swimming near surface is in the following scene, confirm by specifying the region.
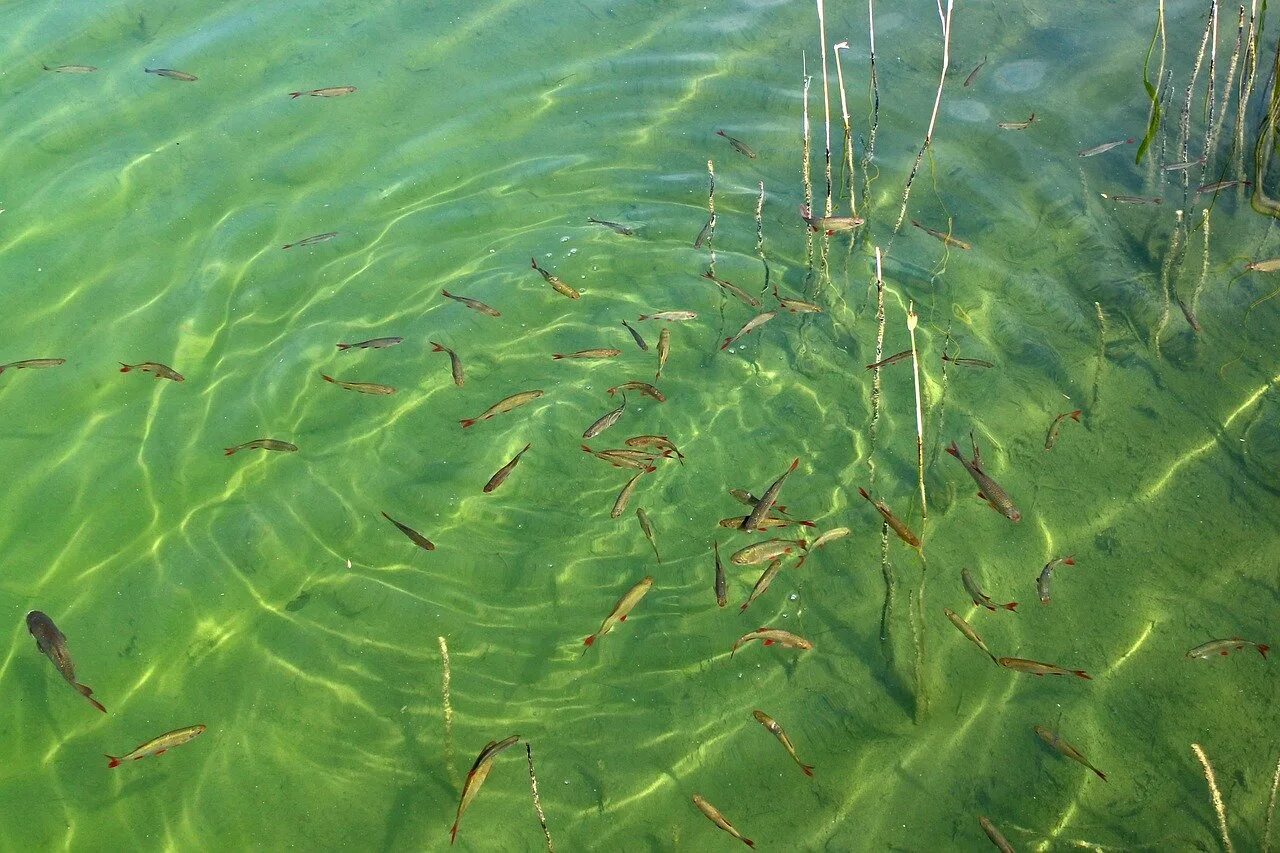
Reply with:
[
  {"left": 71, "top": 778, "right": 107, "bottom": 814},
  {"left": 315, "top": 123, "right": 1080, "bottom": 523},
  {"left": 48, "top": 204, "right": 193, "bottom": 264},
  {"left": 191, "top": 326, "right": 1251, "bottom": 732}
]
[
  {"left": 692, "top": 795, "right": 754, "bottom": 848},
  {"left": 1037, "top": 555, "right": 1075, "bottom": 604},
  {"left": 282, "top": 231, "right": 337, "bottom": 249},
  {"left": 531, "top": 258, "right": 581, "bottom": 299},
  {"left": 722, "top": 312, "right": 777, "bottom": 350},
  {"left": 741, "top": 457, "right": 800, "bottom": 531},
  {"left": 730, "top": 539, "right": 806, "bottom": 565},
  {"left": 638, "top": 311, "right": 697, "bottom": 322},
  {"left": 450, "top": 735, "right": 521, "bottom": 844},
  {"left": 337, "top": 337, "right": 403, "bottom": 352},
  {"left": 944, "top": 608, "right": 998, "bottom": 664},
  {"left": 731, "top": 627, "right": 812, "bottom": 656},
  {"left": 587, "top": 217, "right": 635, "bottom": 236},
  {"left": 224, "top": 439, "right": 297, "bottom": 456},
  {"left": 441, "top": 289, "right": 501, "bottom": 317},
  {"left": 430, "top": 341, "right": 465, "bottom": 386},
  {"left": 998, "top": 657, "right": 1091, "bottom": 679},
  {"left": 483, "top": 444, "right": 531, "bottom": 493},
  {"left": 0, "top": 358, "right": 65, "bottom": 377},
  {"left": 26, "top": 611, "right": 106, "bottom": 713},
  {"left": 963, "top": 56, "right": 988, "bottom": 87},
  {"left": 583, "top": 576, "right": 653, "bottom": 651},
  {"left": 1044, "top": 410, "right": 1081, "bottom": 450},
  {"left": 656, "top": 328, "right": 671, "bottom": 380},
  {"left": 321, "top": 374, "right": 395, "bottom": 395},
  {"left": 716, "top": 129, "right": 757, "bottom": 159},
  {"left": 1186, "top": 638, "right": 1270, "bottom": 659},
  {"left": 694, "top": 215, "right": 715, "bottom": 249},
  {"left": 1034, "top": 725, "right": 1107, "bottom": 781},
  {"left": 857, "top": 487, "right": 921, "bottom": 551},
  {"left": 624, "top": 435, "right": 684, "bottom": 464},
  {"left": 752, "top": 710, "right": 813, "bottom": 776},
  {"left": 979, "top": 816, "right": 1015, "bottom": 853},
  {"left": 119, "top": 362, "right": 184, "bottom": 381},
  {"left": 1078, "top": 137, "right": 1134, "bottom": 157},
  {"left": 636, "top": 508, "right": 661, "bottom": 564},
  {"left": 43, "top": 63, "right": 97, "bottom": 73},
  {"left": 739, "top": 558, "right": 783, "bottom": 613},
  {"left": 552, "top": 348, "right": 621, "bottom": 360},
  {"left": 621, "top": 320, "right": 648, "bottom": 351},
  {"left": 607, "top": 381, "right": 664, "bottom": 402},
  {"left": 460, "top": 390, "right": 544, "bottom": 428},
  {"left": 714, "top": 541, "right": 727, "bottom": 607},
  {"left": 866, "top": 350, "right": 913, "bottom": 370},
  {"left": 145, "top": 67, "right": 197, "bottom": 81},
  {"left": 581, "top": 445, "right": 660, "bottom": 471},
  {"left": 962, "top": 567, "right": 1017, "bottom": 612},
  {"left": 106, "top": 724, "right": 205, "bottom": 768},
  {"left": 912, "top": 219, "right": 972, "bottom": 249},
  {"left": 997, "top": 113, "right": 1036, "bottom": 130},
  {"left": 942, "top": 354, "right": 993, "bottom": 369},
  {"left": 381, "top": 511, "right": 435, "bottom": 551},
  {"left": 946, "top": 434, "right": 1021, "bottom": 521},
  {"left": 289, "top": 86, "right": 356, "bottom": 98},
  {"left": 799, "top": 204, "right": 863, "bottom": 234},
  {"left": 611, "top": 469, "right": 647, "bottom": 519},
  {"left": 584, "top": 398, "right": 626, "bottom": 439},
  {"left": 702, "top": 272, "right": 762, "bottom": 308}
]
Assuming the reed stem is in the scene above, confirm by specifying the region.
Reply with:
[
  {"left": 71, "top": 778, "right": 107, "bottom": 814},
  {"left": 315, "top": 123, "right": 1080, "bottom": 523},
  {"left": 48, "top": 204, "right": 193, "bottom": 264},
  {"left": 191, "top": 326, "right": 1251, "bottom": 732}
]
[
  {"left": 755, "top": 181, "right": 771, "bottom": 294},
  {"left": 1191, "top": 742, "right": 1235, "bottom": 853},
  {"left": 1180, "top": 3, "right": 1214, "bottom": 207},
  {"left": 1264, "top": 751, "right": 1280, "bottom": 852},
  {"left": 527, "top": 743, "right": 555, "bottom": 853},
  {"left": 706, "top": 159, "right": 717, "bottom": 273},
  {"left": 833, "top": 41, "right": 858, "bottom": 217},
  {"left": 816, "top": 0, "right": 834, "bottom": 216},
  {"left": 802, "top": 54, "right": 813, "bottom": 214},
  {"left": 906, "top": 303, "right": 927, "bottom": 527},
  {"left": 1092, "top": 302, "right": 1106, "bottom": 421},
  {"left": 1207, "top": 5, "right": 1245, "bottom": 182},
  {"left": 863, "top": 0, "right": 880, "bottom": 202},
  {"left": 438, "top": 636, "right": 457, "bottom": 786}
]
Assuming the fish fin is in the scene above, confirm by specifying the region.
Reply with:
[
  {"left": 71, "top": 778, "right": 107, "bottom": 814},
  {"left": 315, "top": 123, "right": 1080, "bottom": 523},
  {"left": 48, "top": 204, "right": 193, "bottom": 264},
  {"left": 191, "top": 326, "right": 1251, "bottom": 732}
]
[
  {"left": 1069, "top": 410, "right": 1082, "bottom": 421},
  {"left": 1064, "top": 557, "right": 1076, "bottom": 565},
  {"left": 1259, "top": 644, "right": 1270, "bottom": 658},
  {"left": 450, "top": 821, "right": 459, "bottom": 844},
  {"left": 288, "top": 91, "right": 303, "bottom": 98},
  {"left": 645, "top": 465, "right": 657, "bottom": 473},
  {"left": 716, "top": 129, "right": 727, "bottom": 137},
  {"left": 1003, "top": 602, "right": 1018, "bottom": 612},
  {"left": 77, "top": 684, "right": 106, "bottom": 713},
  {"left": 118, "top": 363, "right": 131, "bottom": 372},
  {"left": 321, "top": 374, "right": 336, "bottom": 384},
  {"left": 798, "top": 520, "right": 816, "bottom": 527},
  {"left": 788, "top": 457, "right": 801, "bottom": 472},
  {"left": 552, "top": 354, "right": 565, "bottom": 360},
  {"left": 801, "top": 764, "right": 814, "bottom": 777},
  {"left": 154, "top": 749, "right": 167, "bottom": 756},
  {"left": 858, "top": 487, "right": 871, "bottom": 501},
  {"left": 223, "top": 448, "right": 236, "bottom": 456},
  {"left": 797, "top": 539, "right": 807, "bottom": 550},
  {"left": 619, "top": 615, "right": 626, "bottom": 622},
  {"left": 742, "top": 838, "right": 755, "bottom": 848},
  {"left": 460, "top": 419, "right": 476, "bottom": 428},
  {"left": 1094, "top": 768, "right": 1108, "bottom": 781},
  {"left": 430, "top": 342, "right": 444, "bottom": 352},
  {"left": 583, "top": 635, "right": 595, "bottom": 646},
  {"left": 106, "top": 755, "right": 121, "bottom": 768},
  {"left": 1220, "top": 650, "right": 1230, "bottom": 656},
  {"left": 1073, "top": 670, "right": 1092, "bottom": 680},
  {"left": 336, "top": 343, "right": 351, "bottom": 351},
  {"left": 762, "top": 639, "right": 774, "bottom": 646},
  {"left": 945, "top": 441, "right": 961, "bottom": 458},
  {"left": 720, "top": 337, "right": 733, "bottom": 350},
  {"left": 530, "top": 258, "right": 538, "bottom": 268}
]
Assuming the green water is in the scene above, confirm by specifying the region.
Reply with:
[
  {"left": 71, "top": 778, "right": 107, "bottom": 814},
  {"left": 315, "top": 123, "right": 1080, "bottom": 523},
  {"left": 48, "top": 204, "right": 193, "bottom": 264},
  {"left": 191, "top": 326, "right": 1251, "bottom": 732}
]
[{"left": 2, "top": 0, "right": 1278, "bottom": 849}]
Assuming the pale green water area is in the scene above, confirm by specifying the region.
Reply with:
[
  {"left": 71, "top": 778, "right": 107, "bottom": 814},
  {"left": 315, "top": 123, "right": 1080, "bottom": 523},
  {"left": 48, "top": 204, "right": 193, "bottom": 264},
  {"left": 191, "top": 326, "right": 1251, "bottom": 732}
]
[{"left": 3, "top": 0, "right": 1279, "bottom": 849}]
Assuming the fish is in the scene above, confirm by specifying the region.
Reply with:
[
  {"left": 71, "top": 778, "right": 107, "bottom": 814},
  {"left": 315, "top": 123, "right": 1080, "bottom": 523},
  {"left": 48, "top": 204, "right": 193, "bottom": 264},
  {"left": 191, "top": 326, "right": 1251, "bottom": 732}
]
[
  {"left": 1197, "top": 179, "right": 1252, "bottom": 194},
  {"left": 942, "top": 354, "right": 993, "bottom": 369},
  {"left": 865, "top": 350, "right": 913, "bottom": 370},
  {"left": 224, "top": 439, "right": 297, "bottom": 456},
  {"left": 281, "top": 231, "right": 337, "bottom": 249},
  {"left": 289, "top": 86, "right": 356, "bottom": 98},
  {"left": 584, "top": 398, "right": 626, "bottom": 439},
  {"left": 1186, "top": 638, "right": 1270, "bottom": 659},
  {"left": 0, "top": 357, "right": 65, "bottom": 376},
  {"left": 1078, "top": 137, "right": 1135, "bottom": 157},
  {"left": 656, "top": 328, "right": 670, "bottom": 379},
  {"left": 531, "top": 258, "right": 581, "bottom": 299},
  {"left": 441, "top": 289, "right": 501, "bottom": 317},
  {"left": 621, "top": 320, "right": 648, "bottom": 351},
  {"left": 1177, "top": 298, "right": 1202, "bottom": 332},
  {"left": 611, "top": 469, "right": 647, "bottom": 519},
  {"left": 638, "top": 311, "right": 697, "bottom": 322},
  {"left": 43, "top": 63, "right": 97, "bottom": 73},
  {"left": 798, "top": 204, "right": 864, "bottom": 234},
  {"left": 145, "top": 68, "right": 197, "bottom": 81},
  {"left": 702, "top": 272, "right": 762, "bottom": 308},
  {"left": 1037, "top": 555, "right": 1075, "bottom": 604},
  {"left": 483, "top": 443, "right": 531, "bottom": 493},
  {"left": 381, "top": 511, "right": 435, "bottom": 551},
  {"left": 731, "top": 627, "right": 812, "bottom": 656},
  {"left": 807, "top": 527, "right": 849, "bottom": 550},
  {"left": 946, "top": 435, "right": 1021, "bottom": 521},
  {"left": 636, "top": 508, "right": 661, "bottom": 564},
  {"left": 997, "top": 113, "right": 1036, "bottom": 130},
  {"left": 581, "top": 445, "right": 660, "bottom": 471},
  {"left": 997, "top": 657, "right": 1091, "bottom": 679},
  {"left": 740, "top": 558, "right": 783, "bottom": 613},
  {"left": 692, "top": 795, "right": 754, "bottom": 848},
  {"left": 944, "top": 608, "right": 998, "bottom": 664},
  {"left": 106, "top": 724, "right": 205, "bottom": 768},
  {"left": 119, "top": 362, "right": 183, "bottom": 382},
  {"left": 714, "top": 541, "right": 728, "bottom": 607},
  {"left": 1165, "top": 157, "right": 1207, "bottom": 171},
  {"left": 338, "top": 337, "right": 403, "bottom": 351},
  {"left": 979, "top": 816, "right": 1015, "bottom": 853},
  {"left": 587, "top": 217, "right": 635, "bottom": 236},
  {"left": 321, "top": 374, "right": 395, "bottom": 395},
  {"left": 607, "top": 381, "right": 664, "bottom": 402},
  {"left": 450, "top": 735, "right": 521, "bottom": 844},
  {"left": 583, "top": 575, "right": 653, "bottom": 650},
  {"left": 962, "top": 567, "right": 1017, "bottom": 612},
  {"left": 1034, "top": 725, "right": 1107, "bottom": 780},
  {"left": 1100, "top": 193, "right": 1162, "bottom": 204},
  {"left": 741, "top": 457, "right": 800, "bottom": 531},
  {"left": 552, "top": 348, "right": 621, "bottom": 360},
  {"left": 1044, "top": 410, "right": 1081, "bottom": 450},
  {"left": 624, "top": 435, "right": 684, "bottom": 463},
  {"left": 752, "top": 710, "right": 813, "bottom": 776},
  {"left": 912, "top": 220, "right": 972, "bottom": 249},
  {"left": 730, "top": 538, "right": 806, "bottom": 565},
  {"left": 963, "top": 56, "right": 988, "bottom": 87},
  {"left": 430, "top": 341, "right": 465, "bottom": 387},
  {"left": 460, "top": 390, "right": 543, "bottom": 428},
  {"left": 773, "top": 292, "right": 823, "bottom": 314},
  {"left": 721, "top": 311, "right": 777, "bottom": 350},
  {"left": 694, "top": 215, "right": 715, "bottom": 249},
  {"left": 26, "top": 611, "right": 106, "bottom": 713},
  {"left": 719, "top": 516, "right": 813, "bottom": 531},
  {"left": 1245, "top": 258, "right": 1280, "bottom": 273},
  {"left": 716, "top": 129, "right": 757, "bottom": 159},
  {"left": 857, "top": 487, "right": 922, "bottom": 551}
]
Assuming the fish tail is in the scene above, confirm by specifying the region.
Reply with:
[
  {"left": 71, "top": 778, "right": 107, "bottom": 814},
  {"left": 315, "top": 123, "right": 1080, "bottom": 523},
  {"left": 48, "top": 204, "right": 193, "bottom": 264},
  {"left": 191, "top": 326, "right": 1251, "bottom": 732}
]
[
  {"left": 106, "top": 754, "right": 122, "bottom": 768},
  {"left": 797, "top": 539, "right": 807, "bottom": 550},
  {"left": 1258, "top": 644, "right": 1270, "bottom": 659},
  {"left": 1073, "top": 670, "right": 1092, "bottom": 680},
  {"left": 223, "top": 447, "right": 236, "bottom": 456},
  {"left": 720, "top": 337, "right": 733, "bottom": 350},
  {"left": 530, "top": 257, "right": 538, "bottom": 269},
  {"left": 1063, "top": 556, "right": 1076, "bottom": 565},
  {"left": 552, "top": 354, "right": 565, "bottom": 360},
  {"left": 119, "top": 363, "right": 132, "bottom": 372},
  {"left": 460, "top": 418, "right": 476, "bottom": 428},
  {"left": 945, "top": 441, "right": 961, "bottom": 458},
  {"left": 801, "top": 764, "right": 814, "bottom": 777},
  {"left": 77, "top": 683, "right": 106, "bottom": 713},
  {"left": 430, "top": 341, "right": 445, "bottom": 352},
  {"left": 1093, "top": 768, "right": 1108, "bottom": 781},
  {"left": 798, "top": 520, "right": 816, "bottom": 527},
  {"left": 716, "top": 129, "right": 727, "bottom": 137},
  {"left": 450, "top": 821, "right": 459, "bottom": 844},
  {"left": 857, "top": 486, "right": 871, "bottom": 502},
  {"left": 336, "top": 344, "right": 351, "bottom": 351},
  {"left": 281, "top": 243, "right": 294, "bottom": 249},
  {"left": 1069, "top": 410, "right": 1082, "bottom": 421},
  {"left": 1002, "top": 602, "right": 1018, "bottom": 612},
  {"left": 288, "top": 91, "right": 303, "bottom": 98},
  {"left": 742, "top": 837, "right": 756, "bottom": 848}
]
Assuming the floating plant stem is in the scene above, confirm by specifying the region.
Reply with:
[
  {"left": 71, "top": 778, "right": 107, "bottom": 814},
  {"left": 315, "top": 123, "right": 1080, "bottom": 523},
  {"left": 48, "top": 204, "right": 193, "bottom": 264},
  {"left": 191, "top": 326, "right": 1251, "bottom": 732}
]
[
  {"left": 755, "top": 181, "right": 771, "bottom": 294},
  {"left": 816, "top": 0, "right": 834, "bottom": 215},
  {"left": 438, "top": 636, "right": 458, "bottom": 786},
  {"left": 526, "top": 743, "right": 555, "bottom": 853},
  {"left": 1137, "top": 0, "right": 1167, "bottom": 166},
  {"left": 833, "top": 41, "right": 858, "bottom": 217},
  {"left": 1264, "top": 750, "right": 1279, "bottom": 852},
  {"left": 802, "top": 53, "right": 814, "bottom": 215},
  {"left": 1179, "top": 2, "right": 1214, "bottom": 206},
  {"left": 1192, "top": 743, "right": 1235, "bottom": 853},
  {"left": 706, "top": 159, "right": 717, "bottom": 273},
  {"left": 863, "top": 0, "right": 880, "bottom": 202},
  {"left": 906, "top": 303, "right": 927, "bottom": 528},
  {"left": 1205, "top": 5, "right": 1245, "bottom": 182}
]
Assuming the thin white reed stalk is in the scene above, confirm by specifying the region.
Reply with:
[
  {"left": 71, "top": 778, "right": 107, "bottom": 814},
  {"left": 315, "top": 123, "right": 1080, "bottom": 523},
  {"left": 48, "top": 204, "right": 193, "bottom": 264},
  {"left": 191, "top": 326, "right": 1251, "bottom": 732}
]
[
  {"left": 833, "top": 41, "right": 858, "bottom": 217},
  {"left": 816, "top": 0, "right": 834, "bottom": 215}
]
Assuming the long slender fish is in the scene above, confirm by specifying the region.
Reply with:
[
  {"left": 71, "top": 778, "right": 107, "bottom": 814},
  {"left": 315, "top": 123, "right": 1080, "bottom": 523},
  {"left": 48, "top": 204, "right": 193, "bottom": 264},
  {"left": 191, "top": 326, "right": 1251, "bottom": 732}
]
[
  {"left": 441, "top": 289, "right": 501, "bottom": 317},
  {"left": 636, "top": 508, "right": 661, "bottom": 564},
  {"left": 119, "top": 362, "right": 183, "bottom": 382},
  {"left": 638, "top": 311, "right": 697, "bottom": 322},
  {"left": 621, "top": 320, "right": 648, "bottom": 351},
  {"left": 460, "top": 390, "right": 544, "bottom": 428},
  {"left": 731, "top": 538, "right": 806, "bottom": 565},
  {"left": 450, "top": 735, "right": 521, "bottom": 844},
  {"left": 1165, "top": 157, "right": 1206, "bottom": 171},
  {"left": 587, "top": 217, "right": 635, "bottom": 236},
  {"left": 43, "top": 63, "right": 97, "bottom": 73},
  {"left": 430, "top": 341, "right": 465, "bottom": 386},
  {"left": 944, "top": 608, "right": 998, "bottom": 664},
  {"left": 731, "top": 627, "right": 812, "bottom": 656},
  {"left": 289, "top": 86, "right": 356, "bottom": 98},
  {"left": 962, "top": 567, "right": 1017, "bottom": 612},
  {"left": 583, "top": 576, "right": 653, "bottom": 650},
  {"left": 692, "top": 795, "right": 754, "bottom": 848},
  {"left": 1186, "top": 638, "right": 1270, "bottom": 659},
  {"left": 106, "top": 724, "right": 205, "bottom": 768},
  {"left": 1044, "top": 410, "right": 1081, "bottom": 450},
  {"left": 946, "top": 435, "right": 1021, "bottom": 521},
  {"left": 26, "top": 611, "right": 106, "bottom": 713},
  {"left": 224, "top": 439, "right": 297, "bottom": 456},
  {"left": 0, "top": 358, "right": 65, "bottom": 376},
  {"left": 866, "top": 350, "right": 913, "bottom": 370},
  {"left": 752, "top": 710, "right": 813, "bottom": 776},
  {"left": 997, "top": 113, "right": 1036, "bottom": 130},
  {"left": 1245, "top": 258, "right": 1280, "bottom": 273},
  {"left": 581, "top": 445, "right": 660, "bottom": 470},
  {"left": 799, "top": 204, "right": 864, "bottom": 233},
  {"left": 979, "top": 816, "right": 1015, "bottom": 853},
  {"left": 998, "top": 657, "right": 1091, "bottom": 679},
  {"left": 942, "top": 354, "right": 994, "bottom": 369},
  {"left": 145, "top": 68, "right": 197, "bottom": 81},
  {"left": 282, "top": 231, "right": 337, "bottom": 249},
  {"left": 656, "top": 328, "right": 670, "bottom": 379},
  {"left": 338, "top": 337, "right": 403, "bottom": 351},
  {"left": 1034, "top": 725, "right": 1107, "bottom": 780},
  {"left": 714, "top": 541, "right": 727, "bottom": 607},
  {"left": 857, "top": 487, "right": 921, "bottom": 551},
  {"left": 912, "top": 219, "right": 972, "bottom": 249},
  {"left": 1100, "top": 193, "right": 1162, "bottom": 204},
  {"left": 1078, "top": 137, "right": 1134, "bottom": 157},
  {"left": 693, "top": 215, "right": 715, "bottom": 249},
  {"left": 483, "top": 443, "right": 531, "bottom": 493},
  {"left": 963, "top": 56, "right": 988, "bottom": 87},
  {"left": 721, "top": 311, "right": 777, "bottom": 350},
  {"left": 1037, "top": 555, "right": 1075, "bottom": 604},
  {"left": 381, "top": 511, "right": 435, "bottom": 551},
  {"left": 716, "top": 129, "right": 757, "bottom": 159},
  {"left": 741, "top": 458, "right": 800, "bottom": 531},
  {"left": 1197, "top": 179, "right": 1251, "bottom": 193},
  {"left": 584, "top": 398, "right": 626, "bottom": 439},
  {"left": 531, "top": 258, "right": 581, "bottom": 299},
  {"left": 773, "top": 287, "right": 823, "bottom": 314},
  {"left": 720, "top": 516, "right": 812, "bottom": 531},
  {"left": 611, "top": 469, "right": 647, "bottom": 519},
  {"left": 321, "top": 374, "right": 395, "bottom": 395},
  {"left": 702, "top": 272, "right": 762, "bottom": 308},
  {"left": 740, "top": 558, "right": 783, "bottom": 613},
  {"left": 607, "top": 381, "right": 664, "bottom": 402},
  {"left": 552, "top": 348, "right": 621, "bottom": 360}
]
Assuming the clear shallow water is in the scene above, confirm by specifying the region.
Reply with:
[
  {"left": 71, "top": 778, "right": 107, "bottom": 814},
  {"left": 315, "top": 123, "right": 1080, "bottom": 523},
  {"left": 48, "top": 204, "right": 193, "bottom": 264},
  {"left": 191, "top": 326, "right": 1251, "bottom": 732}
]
[{"left": 1, "top": 0, "right": 1278, "bottom": 850}]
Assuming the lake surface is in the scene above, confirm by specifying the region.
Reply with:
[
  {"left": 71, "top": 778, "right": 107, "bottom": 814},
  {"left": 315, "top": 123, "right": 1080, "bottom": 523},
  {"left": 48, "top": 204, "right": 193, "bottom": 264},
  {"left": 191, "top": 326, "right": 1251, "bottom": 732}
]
[{"left": 1, "top": 0, "right": 1277, "bottom": 849}]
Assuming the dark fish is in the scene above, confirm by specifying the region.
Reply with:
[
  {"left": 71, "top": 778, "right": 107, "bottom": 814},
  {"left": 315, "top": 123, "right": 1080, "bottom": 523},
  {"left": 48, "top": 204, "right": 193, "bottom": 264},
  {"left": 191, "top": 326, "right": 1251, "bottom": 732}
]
[
  {"left": 430, "top": 341, "right": 465, "bottom": 386},
  {"left": 963, "top": 56, "right": 988, "bottom": 87},
  {"left": 1034, "top": 725, "right": 1107, "bottom": 781},
  {"left": 145, "top": 67, "right": 197, "bottom": 81},
  {"left": 119, "top": 362, "right": 183, "bottom": 381},
  {"left": 0, "top": 358, "right": 65, "bottom": 376},
  {"left": 1177, "top": 298, "right": 1202, "bottom": 332},
  {"left": 441, "top": 289, "right": 501, "bottom": 317},
  {"left": 702, "top": 272, "right": 762, "bottom": 308},
  {"left": 621, "top": 320, "right": 648, "bottom": 351},
  {"left": 460, "top": 390, "right": 543, "bottom": 428},
  {"left": 587, "top": 217, "right": 635, "bottom": 236},
  {"left": 636, "top": 507, "right": 661, "bottom": 564},
  {"left": 224, "top": 439, "right": 297, "bottom": 456},
  {"left": 531, "top": 258, "right": 581, "bottom": 299},
  {"left": 484, "top": 443, "right": 531, "bottom": 493},
  {"left": 282, "top": 231, "right": 337, "bottom": 249},
  {"left": 321, "top": 374, "right": 395, "bottom": 395},
  {"left": 1037, "top": 555, "right": 1075, "bottom": 604},
  {"left": 716, "top": 129, "right": 757, "bottom": 159},
  {"left": 693, "top": 215, "right": 715, "bottom": 249},
  {"left": 1044, "top": 410, "right": 1081, "bottom": 450},
  {"left": 741, "top": 457, "right": 800, "bottom": 531},
  {"left": 714, "top": 541, "right": 727, "bottom": 607},
  {"left": 997, "top": 113, "right": 1035, "bottom": 130},
  {"left": 912, "top": 219, "right": 971, "bottom": 249},
  {"left": 607, "top": 381, "right": 664, "bottom": 402},
  {"left": 1078, "top": 137, "right": 1134, "bottom": 157},
  {"left": 289, "top": 86, "right": 356, "bottom": 98},
  {"left": 106, "top": 724, "right": 205, "bottom": 768},
  {"left": 946, "top": 434, "right": 1020, "bottom": 521},
  {"left": 451, "top": 735, "right": 521, "bottom": 844},
  {"left": 942, "top": 354, "right": 993, "bottom": 369},
  {"left": 381, "top": 511, "right": 435, "bottom": 551},
  {"left": 26, "top": 611, "right": 106, "bottom": 713},
  {"left": 584, "top": 398, "right": 626, "bottom": 439},
  {"left": 866, "top": 350, "right": 912, "bottom": 370},
  {"left": 979, "top": 816, "right": 1015, "bottom": 853},
  {"left": 337, "top": 337, "right": 403, "bottom": 351}
]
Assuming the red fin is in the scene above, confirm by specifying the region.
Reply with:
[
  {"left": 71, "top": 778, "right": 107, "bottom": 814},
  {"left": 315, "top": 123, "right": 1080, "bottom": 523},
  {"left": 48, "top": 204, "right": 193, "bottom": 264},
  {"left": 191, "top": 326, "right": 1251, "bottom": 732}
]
[
  {"left": 321, "top": 374, "right": 335, "bottom": 384},
  {"left": 802, "top": 764, "right": 814, "bottom": 777},
  {"left": 858, "top": 487, "right": 871, "bottom": 501},
  {"left": 1220, "top": 650, "right": 1229, "bottom": 656},
  {"left": 717, "top": 130, "right": 727, "bottom": 138},
  {"left": 1126, "top": 137, "right": 1135, "bottom": 143},
  {"left": 155, "top": 749, "right": 167, "bottom": 756},
  {"left": 743, "top": 839, "right": 755, "bottom": 848},
  {"left": 583, "top": 635, "right": 595, "bottom": 646},
  {"left": 788, "top": 458, "right": 799, "bottom": 472},
  {"left": 450, "top": 821, "right": 459, "bottom": 844},
  {"left": 1063, "top": 557, "right": 1076, "bottom": 566},
  {"left": 1069, "top": 410, "right": 1082, "bottom": 421},
  {"left": 106, "top": 755, "right": 121, "bottom": 768},
  {"left": 431, "top": 342, "right": 444, "bottom": 352},
  {"left": 552, "top": 354, "right": 565, "bottom": 360},
  {"left": 645, "top": 466, "right": 657, "bottom": 473},
  {"left": 1258, "top": 644, "right": 1270, "bottom": 659},
  {"left": 798, "top": 520, "right": 816, "bottom": 527},
  {"left": 945, "top": 441, "right": 961, "bottom": 458},
  {"left": 224, "top": 448, "right": 236, "bottom": 456},
  {"left": 721, "top": 337, "right": 732, "bottom": 350},
  {"left": 460, "top": 419, "right": 476, "bottom": 428},
  {"left": 336, "top": 344, "right": 351, "bottom": 350},
  {"left": 1003, "top": 602, "right": 1018, "bottom": 612},
  {"left": 762, "top": 639, "right": 774, "bottom": 646},
  {"left": 119, "top": 364, "right": 131, "bottom": 372},
  {"left": 619, "top": 615, "right": 627, "bottom": 622},
  {"left": 1074, "top": 670, "right": 1092, "bottom": 680},
  {"left": 581, "top": 445, "right": 593, "bottom": 453}
]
